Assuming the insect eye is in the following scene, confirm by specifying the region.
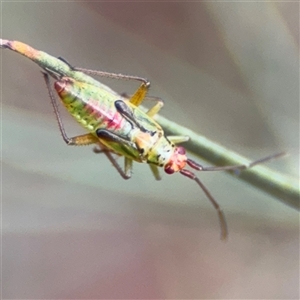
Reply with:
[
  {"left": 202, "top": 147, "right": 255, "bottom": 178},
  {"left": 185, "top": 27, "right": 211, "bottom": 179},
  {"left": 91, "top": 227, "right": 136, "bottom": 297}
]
[
  {"left": 176, "top": 146, "right": 186, "bottom": 155},
  {"left": 164, "top": 163, "right": 175, "bottom": 174}
]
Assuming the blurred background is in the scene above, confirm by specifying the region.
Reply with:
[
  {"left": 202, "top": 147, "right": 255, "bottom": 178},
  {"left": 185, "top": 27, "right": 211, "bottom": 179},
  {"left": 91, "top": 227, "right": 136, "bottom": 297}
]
[{"left": 2, "top": 1, "right": 299, "bottom": 298}]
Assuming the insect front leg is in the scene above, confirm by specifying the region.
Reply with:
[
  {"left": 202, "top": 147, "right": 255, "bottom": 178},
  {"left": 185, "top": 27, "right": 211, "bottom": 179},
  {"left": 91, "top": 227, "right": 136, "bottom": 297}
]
[
  {"left": 120, "top": 93, "right": 164, "bottom": 117},
  {"left": 146, "top": 101, "right": 164, "bottom": 117},
  {"left": 43, "top": 72, "right": 98, "bottom": 146}
]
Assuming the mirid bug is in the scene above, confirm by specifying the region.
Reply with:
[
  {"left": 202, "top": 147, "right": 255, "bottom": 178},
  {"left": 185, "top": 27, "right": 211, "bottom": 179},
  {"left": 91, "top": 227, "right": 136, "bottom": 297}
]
[{"left": 1, "top": 39, "right": 284, "bottom": 240}]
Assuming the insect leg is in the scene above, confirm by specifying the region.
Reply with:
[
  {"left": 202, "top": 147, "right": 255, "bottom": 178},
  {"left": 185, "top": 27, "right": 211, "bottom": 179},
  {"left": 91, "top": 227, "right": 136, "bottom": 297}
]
[
  {"left": 115, "top": 98, "right": 162, "bottom": 180},
  {"left": 124, "top": 157, "right": 133, "bottom": 178},
  {"left": 44, "top": 72, "right": 132, "bottom": 179},
  {"left": 128, "top": 81, "right": 150, "bottom": 107},
  {"left": 43, "top": 72, "right": 98, "bottom": 146},
  {"left": 74, "top": 67, "right": 148, "bottom": 84},
  {"left": 167, "top": 136, "right": 190, "bottom": 144},
  {"left": 93, "top": 143, "right": 132, "bottom": 180},
  {"left": 149, "top": 164, "right": 161, "bottom": 181},
  {"left": 115, "top": 99, "right": 163, "bottom": 180},
  {"left": 114, "top": 100, "right": 149, "bottom": 132},
  {"left": 95, "top": 129, "right": 136, "bottom": 149},
  {"left": 74, "top": 67, "right": 150, "bottom": 107},
  {"left": 145, "top": 96, "right": 164, "bottom": 117},
  {"left": 120, "top": 93, "right": 164, "bottom": 117},
  {"left": 94, "top": 131, "right": 134, "bottom": 179}
]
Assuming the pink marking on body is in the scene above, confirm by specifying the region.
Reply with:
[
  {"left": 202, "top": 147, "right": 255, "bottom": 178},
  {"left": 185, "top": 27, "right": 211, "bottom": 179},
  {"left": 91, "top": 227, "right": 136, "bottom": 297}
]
[
  {"left": 54, "top": 79, "right": 125, "bottom": 131},
  {"left": 85, "top": 99, "right": 124, "bottom": 131},
  {"left": 54, "top": 80, "right": 66, "bottom": 94},
  {"left": 106, "top": 110, "right": 124, "bottom": 131},
  {"left": 85, "top": 99, "right": 104, "bottom": 120}
]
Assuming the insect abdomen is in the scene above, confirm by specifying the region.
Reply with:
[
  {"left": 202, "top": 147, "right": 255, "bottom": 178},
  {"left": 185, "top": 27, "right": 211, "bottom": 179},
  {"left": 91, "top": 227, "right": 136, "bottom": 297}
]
[{"left": 54, "top": 79, "right": 127, "bottom": 133}]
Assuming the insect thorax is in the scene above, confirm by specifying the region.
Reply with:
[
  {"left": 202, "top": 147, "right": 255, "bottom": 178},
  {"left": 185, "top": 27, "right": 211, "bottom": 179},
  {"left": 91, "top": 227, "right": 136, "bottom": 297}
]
[{"left": 143, "top": 135, "right": 176, "bottom": 167}]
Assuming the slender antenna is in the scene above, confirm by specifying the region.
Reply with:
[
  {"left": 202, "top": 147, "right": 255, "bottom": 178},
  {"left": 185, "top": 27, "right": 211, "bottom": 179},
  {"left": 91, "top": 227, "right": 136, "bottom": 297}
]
[
  {"left": 186, "top": 152, "right": 286, "bottom": 172},
  {"left": 180, "top": 169, "right": 228, "bottom": 240}
]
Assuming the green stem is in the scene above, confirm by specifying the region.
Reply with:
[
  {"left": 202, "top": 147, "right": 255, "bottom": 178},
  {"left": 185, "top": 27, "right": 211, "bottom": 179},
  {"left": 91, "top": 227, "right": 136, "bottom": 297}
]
[{"left": 156, "top": 114, "right": 300, "bottom": 211}]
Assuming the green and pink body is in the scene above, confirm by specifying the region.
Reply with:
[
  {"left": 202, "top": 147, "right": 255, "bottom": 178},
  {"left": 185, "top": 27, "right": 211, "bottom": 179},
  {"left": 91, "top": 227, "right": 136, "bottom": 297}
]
[
  {"left": 6, "top": 38, "right": 282, "bottom": 240},
  {"left": 0, "top": 39, "right": 186, "bottom": 170},
  {"left": 55, "top": 77, "right": 177, "bottom": 167}
]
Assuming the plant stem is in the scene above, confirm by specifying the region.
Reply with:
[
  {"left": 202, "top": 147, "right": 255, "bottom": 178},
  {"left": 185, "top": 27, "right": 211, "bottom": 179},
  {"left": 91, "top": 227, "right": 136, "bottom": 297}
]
[{"left": 156, "top": 114, "right": 300, "bottom": 211}]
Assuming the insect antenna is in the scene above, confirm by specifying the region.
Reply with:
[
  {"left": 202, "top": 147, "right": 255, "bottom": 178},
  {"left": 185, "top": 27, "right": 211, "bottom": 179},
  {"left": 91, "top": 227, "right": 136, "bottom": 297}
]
[
  {"left": 181, "top": 151, "right": 286, "bottom": 240},
  {"left": 179, "top": 168, "right": 228, "bottom": 241},
  {"left": 186, "top": 152, "right": 286, "bottom": 173}
]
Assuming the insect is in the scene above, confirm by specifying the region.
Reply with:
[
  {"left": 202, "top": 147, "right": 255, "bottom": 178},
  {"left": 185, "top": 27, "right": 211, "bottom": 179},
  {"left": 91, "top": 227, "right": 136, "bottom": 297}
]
[{"left": 1, "top": 39, "right": 284, "bottom": 240}]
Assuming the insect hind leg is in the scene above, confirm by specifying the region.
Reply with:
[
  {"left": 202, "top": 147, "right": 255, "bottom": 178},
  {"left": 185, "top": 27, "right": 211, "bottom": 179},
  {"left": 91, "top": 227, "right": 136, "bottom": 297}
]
[
  {"left": 115, "top": 100, "right": 150, "bottom": 133},
  {"left": 96, "top": 128, "right": 136, "bottom": 149},
  {"left": 74, "top": 67, "right": 150, "bottom": 107},
  {"left": 43, "top": 72, "right": 98, "bottom": 146}
]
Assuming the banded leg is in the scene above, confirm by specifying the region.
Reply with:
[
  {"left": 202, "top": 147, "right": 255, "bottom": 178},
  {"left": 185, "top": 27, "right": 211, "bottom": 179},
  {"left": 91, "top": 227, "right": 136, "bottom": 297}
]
[{"left": 43, "top": 72, "right": 98, "bottom": 146}]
